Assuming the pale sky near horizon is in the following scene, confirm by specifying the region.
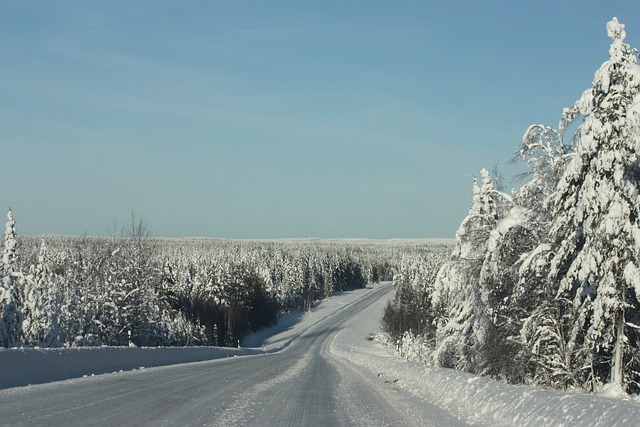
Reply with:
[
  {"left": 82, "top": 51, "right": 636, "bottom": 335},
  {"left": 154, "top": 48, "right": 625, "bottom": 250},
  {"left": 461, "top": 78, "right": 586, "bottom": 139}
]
[{"left": 1, "top": 1, "right": 639, "bottom": 239}]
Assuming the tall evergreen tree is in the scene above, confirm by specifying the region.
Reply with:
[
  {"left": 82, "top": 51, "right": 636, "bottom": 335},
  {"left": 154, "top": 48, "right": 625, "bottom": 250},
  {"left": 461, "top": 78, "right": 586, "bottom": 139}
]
[
  {"left": 19, "top": 240, "right": 65, "bottom": 347},
  {"left": 2, "top": 209, "right": 18, "bottom": 274},
  {"left": 1, "top": 209, "right": 24, "bottom": 347},
  {"left": 432, "top": 170, "right": 512, "bottom": 371},
  {"left": 547, "top": 17, "right": 640, "bottom": 392},
  {"left": 507, "top": 123, "right": 575, "bottom": 387}
]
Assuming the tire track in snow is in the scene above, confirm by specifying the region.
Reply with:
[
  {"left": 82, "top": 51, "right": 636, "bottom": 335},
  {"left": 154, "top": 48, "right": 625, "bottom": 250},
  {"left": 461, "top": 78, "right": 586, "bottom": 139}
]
[{"left": 213, "top": 354, "right": 310, "bottom": 426}]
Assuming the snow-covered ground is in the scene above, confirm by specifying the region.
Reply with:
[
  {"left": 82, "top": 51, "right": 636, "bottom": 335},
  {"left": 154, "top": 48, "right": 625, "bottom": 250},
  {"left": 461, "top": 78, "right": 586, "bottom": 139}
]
[
  {"left": 0, "top": 344, "right": 264, "bottom": 390},
  {"left": 0, "top": 285, "right": 383, "bottom": 390},
  {"left": 330, "top": 284, "right": 640, "bottom": 426},
  {"left": 247, "top": 282, "right": 640, "bottom": 425},
  {"left": 3, "top": 282, "right": 639, "bottom": 426}
]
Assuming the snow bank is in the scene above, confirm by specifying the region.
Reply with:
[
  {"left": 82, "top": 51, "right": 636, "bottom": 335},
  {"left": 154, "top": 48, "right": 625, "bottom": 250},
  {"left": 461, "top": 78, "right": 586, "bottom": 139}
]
[
  {"left": 1, "top": 284, "right": 381, "bottom": 390},
  {"left": 5, "top": 281, "right": 639, "bottom": 426},
  {"left": 334, "top": 352, "right": 640, "bottom": 426},
  {"left": 331, "top": 285, "right": 640, "bottom": 426},
  {"left": 0, "top": 345, "right": 262, "bottom": 390}
]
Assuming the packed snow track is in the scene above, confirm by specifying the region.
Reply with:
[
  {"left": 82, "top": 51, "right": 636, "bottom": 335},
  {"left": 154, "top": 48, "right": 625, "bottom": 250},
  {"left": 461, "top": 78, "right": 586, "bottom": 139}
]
[{"left": 0, "top": 283, "right": 464, "bottom": 426}]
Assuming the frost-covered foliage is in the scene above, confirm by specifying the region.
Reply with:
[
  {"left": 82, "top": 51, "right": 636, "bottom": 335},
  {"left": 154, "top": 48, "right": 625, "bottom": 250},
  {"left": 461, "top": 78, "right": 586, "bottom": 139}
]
[
  {"left": 382, "top": 244, "right": 452, "bottom": 349},
  {"left": 388, "top": 18, "right": 640, "bottom": 395},
  {"left": 21, "top": 240, "right": 63, "bottom": 346},
  {"left": 151, "top": 238, "right": 398, "bottom": 346},
  {"left": 2, "top": 209, "right": 431, "bottom": 350},
  {"left": 431, "top": 169, "right": 513, "bottom": 372},
  {"left": 1, "top": 210, "right": 24, "bottom": 348},
  {"left": 546, "top": 17, "right": 640, "bottom": 393}
]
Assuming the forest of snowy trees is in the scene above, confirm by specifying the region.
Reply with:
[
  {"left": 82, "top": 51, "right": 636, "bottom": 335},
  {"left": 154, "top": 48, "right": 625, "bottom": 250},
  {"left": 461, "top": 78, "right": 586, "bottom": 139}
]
[
  {"left": 384, "top": 18, "right": 640, "bottom": 395},
  {"left": 0, "top": 208, "right": 450, "bottom": 350},
  {"left": 3, "top": 16, "right": 639, "bottom": 399}
]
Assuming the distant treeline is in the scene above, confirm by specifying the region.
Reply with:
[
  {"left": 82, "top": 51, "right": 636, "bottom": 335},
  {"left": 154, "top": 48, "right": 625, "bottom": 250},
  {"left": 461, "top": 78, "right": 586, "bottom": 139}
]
[{"left": 0, "top": 213, "right": 450, "bottom": 349}]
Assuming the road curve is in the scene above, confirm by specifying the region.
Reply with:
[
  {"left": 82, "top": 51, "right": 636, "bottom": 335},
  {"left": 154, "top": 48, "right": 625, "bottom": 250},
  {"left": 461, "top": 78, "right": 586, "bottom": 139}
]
[{"left": 0, "top": 283, "right": 464, "bottom": 426}]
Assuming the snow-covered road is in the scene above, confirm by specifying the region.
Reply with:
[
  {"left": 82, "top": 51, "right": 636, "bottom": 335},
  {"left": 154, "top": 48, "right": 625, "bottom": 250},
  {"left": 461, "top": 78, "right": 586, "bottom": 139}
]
[
  {"left": 0, "top": 283, "right": 462, "bottom": 426},
  {"left": 2, "top": 282, "right": 639, "bottom": 426}
]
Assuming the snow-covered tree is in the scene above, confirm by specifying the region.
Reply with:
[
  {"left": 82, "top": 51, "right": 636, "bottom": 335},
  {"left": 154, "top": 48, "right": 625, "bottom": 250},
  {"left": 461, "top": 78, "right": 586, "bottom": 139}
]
[
  {"left": 1, "top": 209, "right": 24, "bottom": 347},
  {"left": 546, "top": 17, "right": 640, "bottom": 392},
  {"left": 432, "top": 170, "right": 512, "bottom": 371},
  {"left": 2, "top": 209, "right": 19, "bottom": 275},
  {"left": 22, "top": 240, "right": 63, "bottom": 346},
  {"left": 383, "top": 248, "right": 448, "bottom": 349},
  {"left": 474, "top": 123, "right": 575, "bottom": 384}
]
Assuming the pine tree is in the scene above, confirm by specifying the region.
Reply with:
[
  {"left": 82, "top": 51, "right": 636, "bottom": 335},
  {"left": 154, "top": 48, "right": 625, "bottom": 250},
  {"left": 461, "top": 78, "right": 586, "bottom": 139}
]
[
  {"left": 432, "top": 170, "right": 512, "bottom": 371},
  {"left": 500, "top": 123, "right": 574, "bottom": 386},
  {"left": 2, "top": 209, "right": 19, "bottom": 275},
  {"left": 547, "top": 17, "right": 640, "bottom": 392},
  {"left": 1, "top": 209, "right": 24, "bottom": 347},
  {"left": 22, "top": 241, "right": 47, "bottom": 345}
]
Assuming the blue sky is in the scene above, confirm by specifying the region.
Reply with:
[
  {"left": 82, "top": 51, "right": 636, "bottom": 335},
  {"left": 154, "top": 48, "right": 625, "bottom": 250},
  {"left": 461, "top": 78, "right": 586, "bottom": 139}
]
[{"left": 1, "top": 1, "right": 639, "bottom": 238}]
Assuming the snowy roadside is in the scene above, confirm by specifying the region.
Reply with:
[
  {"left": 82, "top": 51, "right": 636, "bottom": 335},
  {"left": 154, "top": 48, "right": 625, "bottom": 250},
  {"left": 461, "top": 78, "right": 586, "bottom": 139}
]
[
  {"left": 241, "top": 284, "right": 390, "bottom": 350},
  {"left": 0, "top": 345, "right": 263, "bottom": 390},
  {"left": 6, "top": 280, "right": 638, "bottom": 427},
  {"left": 0, "top": 284, "right": 383, "bottom": 390},
  {"left": 330, "top": 286, "right": 640, "bottom": 426}
]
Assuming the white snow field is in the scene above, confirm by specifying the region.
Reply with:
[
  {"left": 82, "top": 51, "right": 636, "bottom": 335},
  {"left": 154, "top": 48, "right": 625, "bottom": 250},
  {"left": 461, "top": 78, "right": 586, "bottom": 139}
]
[{"left": 1, "top": 282, "right": 639, "bottom": 426}]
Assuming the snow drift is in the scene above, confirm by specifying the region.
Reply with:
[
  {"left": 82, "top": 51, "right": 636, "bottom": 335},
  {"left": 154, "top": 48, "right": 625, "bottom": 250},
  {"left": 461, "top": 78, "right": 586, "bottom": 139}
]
[{"left": 0, "top": 345, "right": 262, "bottom": 389}]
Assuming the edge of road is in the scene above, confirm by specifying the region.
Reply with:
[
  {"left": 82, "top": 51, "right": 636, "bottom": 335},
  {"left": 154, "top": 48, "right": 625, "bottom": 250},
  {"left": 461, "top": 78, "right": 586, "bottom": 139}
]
[{"left": 0, "top": 282, "right": 394, "bottom": 390}]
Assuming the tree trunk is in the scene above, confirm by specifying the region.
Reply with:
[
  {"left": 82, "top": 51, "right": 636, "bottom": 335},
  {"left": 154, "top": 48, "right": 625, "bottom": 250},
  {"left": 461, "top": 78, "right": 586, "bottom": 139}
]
[{"left": 610, "top": 308, "right": 624, "bottom": 389}]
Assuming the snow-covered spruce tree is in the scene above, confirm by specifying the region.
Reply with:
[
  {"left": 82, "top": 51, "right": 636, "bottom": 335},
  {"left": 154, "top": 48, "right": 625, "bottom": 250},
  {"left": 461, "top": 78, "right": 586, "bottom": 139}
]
[
  {"left": 506, "top": 125, "right": 577, "bottom": 388},
  {"left": 473, "top": 124, "right": 574, "bottom": 385},
  {"left": 473, "top": 203, "right": 534, "bottom": 381},
  {"left": 432, "top": 170, "right": 512, "bottom": 371},
  {"left": 22, "top": 240, "right": 63, "bottom": 346},
  {"left": 547, "top": 18, "right": 640, "bottom": 393},
  {"left": 2, "top": 210, "right": 19, "bottom": 275},
  {"left": 1, "top": 209, "right": 24, "bottom": 347}
]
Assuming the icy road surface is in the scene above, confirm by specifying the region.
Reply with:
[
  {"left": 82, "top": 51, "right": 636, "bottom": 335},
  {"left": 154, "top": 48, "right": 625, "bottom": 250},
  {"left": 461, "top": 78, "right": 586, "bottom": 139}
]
[
  {"left": 0, "top": 283, "right": 464, "bottom": 426},
  {"left": 3, "top": 282, "right": 638, "bottom": 426}
]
